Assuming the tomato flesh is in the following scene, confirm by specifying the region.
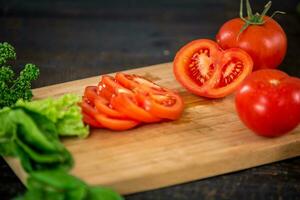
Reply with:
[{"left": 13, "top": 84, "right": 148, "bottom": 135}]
[{"left": 187, "top": 48, "right": 216, "bottom": 87}]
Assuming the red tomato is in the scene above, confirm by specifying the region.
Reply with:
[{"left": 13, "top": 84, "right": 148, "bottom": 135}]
[
  {"left": 235, "top": 69, "right": 300, "bottom": 137},
  {"left": 173, "top": 39, "right": 253, "bottom": 98},
  {"left": 216, "top": 1, "right": 287, "bottom": 70}
]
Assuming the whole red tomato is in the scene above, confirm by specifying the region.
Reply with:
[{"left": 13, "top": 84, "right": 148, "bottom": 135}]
[
  {"left": 216, "top": 1, "right": 287, "bottom": 70},
  {"left": 235, "top": 69, "right": 300, "bottom": 137}
]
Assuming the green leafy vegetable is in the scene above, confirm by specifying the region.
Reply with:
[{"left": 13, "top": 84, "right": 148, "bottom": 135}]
[
  {"left": 0, "top": 42, "right": 16, "bottom": 66},
  {"left": 0, "top": 107, "right": 73, "bottom": 172},
  {"left": 16, "top": 94, "right": 89, "bottom": 138},
  {"left": 14, "top": 170, "right": 123, "bottom": 200},
  {"left": 0, "top": 43, "right": 121, "bottom": 199},
  {"left": 0, "top": 42, "right": 39, "bottom": 108}
]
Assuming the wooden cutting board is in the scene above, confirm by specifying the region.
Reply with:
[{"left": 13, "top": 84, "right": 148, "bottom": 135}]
[{"left": 4, "top": 62, "right": 300, "bottom": 195}]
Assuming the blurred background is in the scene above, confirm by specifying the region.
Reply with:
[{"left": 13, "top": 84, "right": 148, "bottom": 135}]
[
  {"left": 0, "top": 0, "right": 300, "bottom": 199},
  {"left": 0, "top": 0, "right": 299, "bottom": 88}
]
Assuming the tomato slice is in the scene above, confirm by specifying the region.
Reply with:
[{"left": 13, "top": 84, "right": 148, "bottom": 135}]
[
  {"left": 136, "top": 92, "right": 184, "bottom": 120},
  {"left": 94, "top": 96, "right": 127, "bottom": 119},
  {"left": 101, "top": 75, "right": 132, "bottom": 95},
  {"left": 84, "top": 86, "right": 99, "bottom": 103},
  {"left": 81, "top": 97, "right": 98, "bottom": 116},
  {"left": 97, "top": 81, "right": 114, "bottom": 100},
  {"left": 115, "top": 72, "right": 168, "bottom": 94},
  {"left": 82, "top": 112, "right": 103, "bottom": 128},
  {"left": 111, "top": 93, "right": 161, "bottom": 123},
  {"left": 173, "top": 39, "right": 253, "bottom": 98},
  {"left": 94, "top": 114, "right": 139, "bottom": 131}
]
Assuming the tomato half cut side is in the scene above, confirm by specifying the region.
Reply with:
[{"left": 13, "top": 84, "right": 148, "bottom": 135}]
[
  {"left": 115, "top": 72, "right": 168, "bottom": 94},
  {"left": 173, "top": 39, "right": 221, "bottom": 96},
  {"left": 136, "top": 92, "right": 184, "bottom": 120},
  {"left": 94, "top": 96, "right": 128, "bottom": 119},
  {"left": 207, "top": 48, "right": 253, "bottom": 98},
  {"left": 82, "top": 112, "right": 103, "bottom": 128},
  {"left": 111, "top": 93, "right": 161, "bottom": 123},
  {"left": 94, "top": 114, "right": 139, "bottom": 131}
]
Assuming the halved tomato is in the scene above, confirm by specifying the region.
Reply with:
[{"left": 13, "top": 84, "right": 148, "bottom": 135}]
[
  {"left": 110, "top": 93, "right": 161, "bottom": 123},
  {"left": 173, "top": 39, "right": 253, "bottom": 98}
]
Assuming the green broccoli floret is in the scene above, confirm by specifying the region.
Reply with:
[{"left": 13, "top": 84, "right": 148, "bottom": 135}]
[{"left": 0, "top": 42, "right": 40, "bottom": 108}]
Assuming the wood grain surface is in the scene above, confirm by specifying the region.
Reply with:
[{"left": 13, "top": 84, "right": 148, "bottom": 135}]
[{"left": 5, "top": 62, "right": 300, "bottom": 195}]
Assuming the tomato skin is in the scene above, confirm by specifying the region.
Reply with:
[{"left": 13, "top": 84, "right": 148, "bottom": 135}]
[
  {"left": 235, "top": 69, "right": 300, "bottom": 137},
  {"left": 216, "top": 17, "right": 287, "bottom": 70}
]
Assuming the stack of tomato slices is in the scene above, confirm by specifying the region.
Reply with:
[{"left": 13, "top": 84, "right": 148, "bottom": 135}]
[{"left": 81, "top": 72, "right": 184, "bottom": 131}]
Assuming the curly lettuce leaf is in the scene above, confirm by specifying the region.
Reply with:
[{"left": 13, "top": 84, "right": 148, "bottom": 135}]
[{"left": 16, "top": 94, "right": 89, "bottom": 138}]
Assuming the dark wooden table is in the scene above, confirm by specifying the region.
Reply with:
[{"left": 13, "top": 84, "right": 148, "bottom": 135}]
[{"left": 1, "top": 0, "right": 300, "bottom": 199}]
